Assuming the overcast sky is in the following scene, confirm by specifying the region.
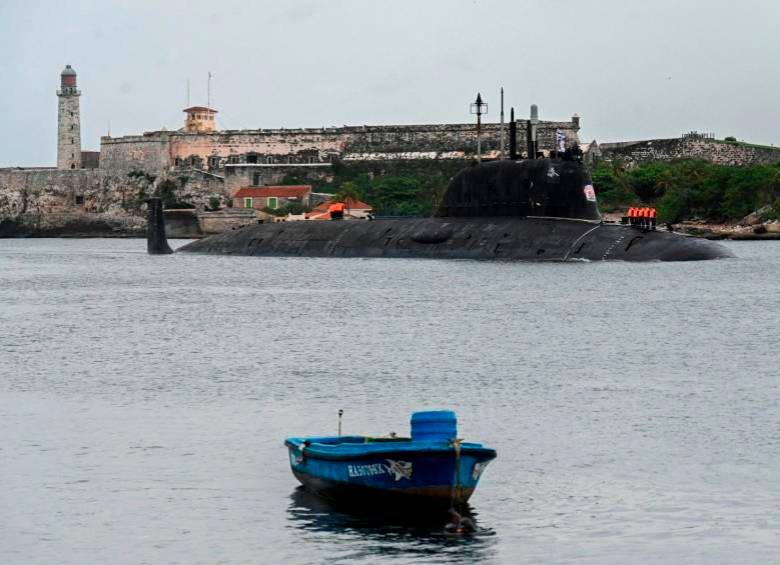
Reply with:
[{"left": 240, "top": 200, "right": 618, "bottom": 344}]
[{"left": 1, "top": 0, "right": 778, "bottom": 167}]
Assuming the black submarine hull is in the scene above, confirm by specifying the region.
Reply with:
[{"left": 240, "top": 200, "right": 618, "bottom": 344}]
[{"left": 177, "top": 216, "right": 733, "bottom": 262}]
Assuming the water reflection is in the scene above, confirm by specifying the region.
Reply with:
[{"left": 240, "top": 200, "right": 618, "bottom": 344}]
[{"left": 286, "top": 487, "right": 497, "bottom": 563}]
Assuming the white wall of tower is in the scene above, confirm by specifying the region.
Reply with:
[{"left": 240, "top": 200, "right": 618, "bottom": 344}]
[{"left": 57, "top": 91, "right": 81, "bottom": 169}]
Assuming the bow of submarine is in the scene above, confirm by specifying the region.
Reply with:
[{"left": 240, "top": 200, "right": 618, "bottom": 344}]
[{"left": 568, "top": 223, "right": 735, "bottom": 261}]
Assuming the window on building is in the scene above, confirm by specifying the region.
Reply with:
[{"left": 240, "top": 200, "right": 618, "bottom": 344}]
[
  {"left": 244, "top": 197, "right": 253, "bottom": 209},
  {"left": 247, "top": 155, "right": 258, "bottom": 164},
  {"left": 267, "top": 197, "right": 278, "bottom": 210},
  {"left": 253, "top": 173, "right": 261, "bottom": 186},
  {"left": 75, "top": 195, "right": 85, "bottom": 205},
  {"left": 266, "top": 156, "right": 274, "bottom": 164}
]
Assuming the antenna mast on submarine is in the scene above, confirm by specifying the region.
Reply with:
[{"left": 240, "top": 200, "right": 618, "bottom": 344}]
[
  {"left": 509, "top": 107, "right": 517, "bottom": 160},
  {"left": 527, "top": 104, "right": 539, "bottom": 159},
  {"left": 499, "top": 87, "right": 505, "bottom": 159}
]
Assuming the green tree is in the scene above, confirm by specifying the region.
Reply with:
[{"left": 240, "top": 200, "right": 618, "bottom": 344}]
[
  {"left": 333, "top": 181, "right": 364, "bottom": 214},
  {"left": 155, "top": 179, "right": 179, "bottom": 209},
  {"left": 656, "top": 184, "right": 688, "bottom": 223},
  {"left": 628, "top": 161, "right": 667, "bottom": 200},
  {"left": 591, "top": 160, "right": 635, "bottom": 210}
]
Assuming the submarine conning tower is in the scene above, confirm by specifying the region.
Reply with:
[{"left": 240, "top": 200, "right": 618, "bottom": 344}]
[{"left": 436, "top": 159, "right": 600, "bottom": 221}]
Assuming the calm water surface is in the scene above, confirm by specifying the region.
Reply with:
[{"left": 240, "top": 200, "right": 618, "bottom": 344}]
[{"left": 1, "top": 239, "right": 778, "bottom": 564}]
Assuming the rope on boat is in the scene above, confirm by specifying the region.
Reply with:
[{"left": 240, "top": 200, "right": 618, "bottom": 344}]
[
  {"left": 445, "top": 438, "right": 478, "bottom": 534},
  {"left": 450, "top": 438, "right": 463, "bottom": 511}
]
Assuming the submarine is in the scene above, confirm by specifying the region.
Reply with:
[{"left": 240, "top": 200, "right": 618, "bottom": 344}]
[{"left": 159, "top": 155, "right": 733, "bottom": 262}]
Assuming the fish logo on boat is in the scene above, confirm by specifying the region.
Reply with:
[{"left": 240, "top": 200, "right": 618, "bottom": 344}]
[{"left": 385, "top": 459, "right": 413, "bottom": 481}]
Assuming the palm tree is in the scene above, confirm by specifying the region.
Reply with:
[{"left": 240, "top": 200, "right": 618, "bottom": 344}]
[{"left": 333, "top": 181, "right": 363, "bottom": 216}]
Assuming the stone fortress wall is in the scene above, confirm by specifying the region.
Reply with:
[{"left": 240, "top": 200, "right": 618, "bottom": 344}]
[
  {"left": 98, "top": 133, "right": 174, "bottom": 173},
  {"left": 99, "top": 120, "right": 582, "bottom": 175},
  {"left": 599, "top": 133, "right": 780, "bottom": 167}
]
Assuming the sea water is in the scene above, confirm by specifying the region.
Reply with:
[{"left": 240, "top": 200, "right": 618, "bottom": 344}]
[{"left": 1, "top": 239, "right": 778, "bottom": 564}]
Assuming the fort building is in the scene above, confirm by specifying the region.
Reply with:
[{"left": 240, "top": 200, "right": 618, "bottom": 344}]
[
  {"left": 183, "top": 106, "right": 218, "bottom": 133},
  {"left": 5, "top": 64, "right": 778, "bottom": 236},
  {"left": 98, "top": 117, "right": 583, "bottom": 179}
]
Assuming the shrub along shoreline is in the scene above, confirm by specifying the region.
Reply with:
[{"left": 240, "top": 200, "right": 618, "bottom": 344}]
[{"left": 591, "top": 159, "right": 780, "bottom": 224}]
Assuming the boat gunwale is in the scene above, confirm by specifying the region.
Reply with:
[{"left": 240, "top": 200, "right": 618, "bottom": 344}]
[{"left": 284, "top": 436, "right": 497, "bottom": 461}]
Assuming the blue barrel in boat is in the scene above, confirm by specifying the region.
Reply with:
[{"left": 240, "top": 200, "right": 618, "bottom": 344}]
[{"left": 410, "top": 410, "right": 457, "bottom": 441}]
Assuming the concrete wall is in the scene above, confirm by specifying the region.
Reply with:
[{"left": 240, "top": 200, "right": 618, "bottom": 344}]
[{"left": 198, "top": 209, "right": 256, "bottom": 234}]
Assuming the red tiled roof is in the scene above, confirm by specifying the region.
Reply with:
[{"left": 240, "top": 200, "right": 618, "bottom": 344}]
[
  {"left": 310, "top": 196, "right": 372, "bottom": 212},
  {"left": 234, "top": 185, "right": 312, "bottom": 199},
  {"left": 306, "top": 196, "right": 372, "bottom": 219},
  {"left": 341, "top": 196, "right": 372, "bottom": 210}
]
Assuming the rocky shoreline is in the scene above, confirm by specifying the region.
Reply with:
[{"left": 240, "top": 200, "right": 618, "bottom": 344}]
[
  {"left": 601, "top": 210, "right": 780, "bottom": 241},
  {"left": 0, "top": 213, "right": 146, "bottom": 238},
  {"left": 672, "top": 221, "right": 780, "bottom": 240}
]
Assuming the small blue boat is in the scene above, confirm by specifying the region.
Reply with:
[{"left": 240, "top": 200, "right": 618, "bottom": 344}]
[{"left": 284, "top": 411, "right": 496, "bottom": 509}]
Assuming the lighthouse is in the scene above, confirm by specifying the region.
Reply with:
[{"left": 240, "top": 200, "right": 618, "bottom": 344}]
[{"left": 57, "top": 65, "right": 81, "bottom": 169}]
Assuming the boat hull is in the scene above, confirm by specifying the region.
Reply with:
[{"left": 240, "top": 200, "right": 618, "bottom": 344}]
[
  {"left": 285, "top": 438, "right": 495, "bottom": 509},
  {"left": 291, "top": 469, "right": 475, "bottom": 508},
  {"left": 178, "top": 216, "right": 734, "bottom": 262}
]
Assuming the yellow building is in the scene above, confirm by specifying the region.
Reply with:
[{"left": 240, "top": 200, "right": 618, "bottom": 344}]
[{"left": 182, "top": 106, "right": 218, "bottom": 133}]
